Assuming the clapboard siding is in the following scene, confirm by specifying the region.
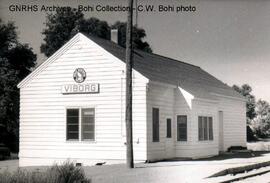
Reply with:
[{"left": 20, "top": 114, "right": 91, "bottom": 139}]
[
  {"left": 146, "top": 82, "right": 176, "bottom": 160},
  {"left": 146, "top": 82, "right": 222, "bottom": 159},
  {"left": 184, "top": 99, "right": 219, "bottom": 157},
  {"left": 218, "top": 97, "right": 246, "bottom": 151},
  {"left": 146, "top": 82, "right": 218, "bottom": 160},
  {"left": 173, "top": 88, "right": 193, "bottom": 157},
  {"left": 19, "top": 35, "right": 148, "bottom": 166}
]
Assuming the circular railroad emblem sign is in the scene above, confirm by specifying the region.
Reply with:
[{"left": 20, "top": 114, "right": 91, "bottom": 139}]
[{"left": 73, "top": 68, "right": 86, "bottom": 83}]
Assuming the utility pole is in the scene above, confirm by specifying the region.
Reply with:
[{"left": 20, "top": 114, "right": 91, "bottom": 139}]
[
  {"left": 125, "top": 0, "right": 134, "bottom": 168},
  {"left": 135, "top": 0, "right": 138, "bottom": 27}
]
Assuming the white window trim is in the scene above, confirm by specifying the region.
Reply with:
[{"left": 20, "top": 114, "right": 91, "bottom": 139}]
[{"left": 65, "top": 106, "right": 97, "bottom": 143}]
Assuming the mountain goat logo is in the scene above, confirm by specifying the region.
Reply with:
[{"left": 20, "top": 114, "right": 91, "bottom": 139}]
[{"left": 73, "top": 68, "right": 86, "bottom": 83}]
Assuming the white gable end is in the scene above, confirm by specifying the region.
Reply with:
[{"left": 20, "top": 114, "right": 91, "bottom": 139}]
[
  {"left": 18, "top": 33, "right": 148, "bottom": 88},
  {"left": 19, "top": 33, "right": 149, "bottom": 166}
]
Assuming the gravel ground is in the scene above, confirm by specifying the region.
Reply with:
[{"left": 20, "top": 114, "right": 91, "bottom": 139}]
[
  {"left": 83, "top": 151, "right": 270, "bottom": 183},
  {"left": 1, "top": 148, "right": 270, "bottom": 182}
]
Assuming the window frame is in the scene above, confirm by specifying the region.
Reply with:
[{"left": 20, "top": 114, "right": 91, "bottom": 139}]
[
  {"left": 66, "top": 107, "right": 96, "bottom": 142},
  {"left": 177, "top": 115, "right": 187, "bottom": 142},
  {"left": 198, "top": 116, "right": 214, "bottom": 141}
]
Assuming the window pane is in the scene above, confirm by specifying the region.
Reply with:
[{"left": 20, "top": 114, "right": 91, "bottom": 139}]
[
  {"left": 67, "top": 124, "right": 79, "bottom": 132},
  {"left": 166, "top": 119, "right": 172, "bottom": 138},
  {"left": 81, "top": 108, "right": 95, "bottom": 140},
  {"left": 198, "top": 116, "right": 203, "bottom": 141},
  {"left": 82, "top": 124, "right": 94, "bottom": 132},
  {"left": 67, "top": 117, "right": 79, "bottom": 124},
  {"left": 203, "top": 117, "right": 208, "bottom": 140},
  {"left": 67, "top": 132, "right": 79, "bottom": 140},
  {"left": 177, "top": 115, "right": 187, "bottom": 141},
  {"left": 83, "top": 132, "right": 95, "bottom": 140},
  {"left": 67, "top": 109, "right": 79, "bottom": 116},
  {"left": 209, "top": 117, "right": 213, "bottom": 140},
  {"left": 67, "top": 109, "right": 79, "bottom": 140},
  {"left": 152, "top": 108, "right": 159, "bottom": 142}
]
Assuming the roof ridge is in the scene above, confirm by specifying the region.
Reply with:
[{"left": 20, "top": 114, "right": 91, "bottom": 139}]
[{"left": 135, "top": 49, "right": 200, "bottom": 69}]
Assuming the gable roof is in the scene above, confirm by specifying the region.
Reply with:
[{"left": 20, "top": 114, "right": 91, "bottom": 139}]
[
  {"left": 87, "top": 34, "right": 244, "bottom": 100},
  {"left": 18, "top": 33, "right": 244, "bottom": 100}
]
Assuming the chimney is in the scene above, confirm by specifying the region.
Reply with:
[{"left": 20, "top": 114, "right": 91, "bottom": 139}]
[{"left": 110, "top": 29, "right": 118, "bottom": 44}]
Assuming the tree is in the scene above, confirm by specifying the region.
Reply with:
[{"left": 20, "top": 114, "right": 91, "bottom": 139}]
[
  {"left": 78, "top": 17, "right": 110, "bottom": 40},
  {"left": 40, "top": 8, "right": 84, "bottom": 57},
  {"left": 41, "top": 8, "right": 152, "bottom": 57},
  {"left": 232, "top": 84, "right": 256, "bottom": 123},
  {"left": 111, "top": 21, "right": 152, "bottom": 53},
  {"left": 251, "top": 99, "right": 270, "bottom": 137},
  {"left": 0, "top": 19, "right": 36, "bottom": 152}
]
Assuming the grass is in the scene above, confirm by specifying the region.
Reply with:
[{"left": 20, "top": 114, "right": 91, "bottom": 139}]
[{"left": 0, "top": 161, "right": 91, "bottom": 183}]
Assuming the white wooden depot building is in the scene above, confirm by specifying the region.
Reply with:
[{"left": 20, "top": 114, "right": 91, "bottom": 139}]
[{"left": 18, "top": 32, "right": 246, "bottom": 166}]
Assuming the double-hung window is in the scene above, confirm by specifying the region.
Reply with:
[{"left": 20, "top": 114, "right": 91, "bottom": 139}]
[
  {"left": 198, "top": 116, "right": 213, "bottom": 141},
  {"left": 66, "top": 108, "right": 95, "bottom": 141}
]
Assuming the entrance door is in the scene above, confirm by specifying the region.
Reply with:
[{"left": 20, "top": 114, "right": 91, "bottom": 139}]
[
  {"left": 219, "top": 111, "right": 224, "bottom": 152},
  {"left": 165, "top": 118, "right": 174, "bottom": 158}
]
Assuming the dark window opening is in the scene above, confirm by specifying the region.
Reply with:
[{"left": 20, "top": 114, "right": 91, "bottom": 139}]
[
  {"left": 152, "top": 108, "right": 159, "bottom": 142},
  {"left": 166, "top": 118, "right": 172, "bottom": 138},
  {"left": 177, "top": 115, "right": 187, "bottom": 141},
  {"left": 67, "top": 109, "right": 79, "bottom": 140}
]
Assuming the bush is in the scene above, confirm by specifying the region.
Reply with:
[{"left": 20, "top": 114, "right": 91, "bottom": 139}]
[
  {"left": 0, "top": 161, "right": 91, "bottom": 183},
  {"left": 247, "top": 126, "right": 258, "bottom": 142}
]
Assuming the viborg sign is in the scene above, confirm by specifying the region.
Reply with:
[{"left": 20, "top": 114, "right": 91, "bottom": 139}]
[
  {"left": 62, "top": 83, "right": 99, "bottom": 94},
  {"left": 61, "top": 68, "right": 100, "bottom": 94}
]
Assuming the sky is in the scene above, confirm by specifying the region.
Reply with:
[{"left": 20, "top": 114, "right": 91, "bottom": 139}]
[{"left": 1, "top": 0, "right": 270, "bottom": 102}]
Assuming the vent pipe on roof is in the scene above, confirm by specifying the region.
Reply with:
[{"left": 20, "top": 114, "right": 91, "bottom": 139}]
[{"left": 110, "top": 29, "right": 118, "bottom": 44}]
